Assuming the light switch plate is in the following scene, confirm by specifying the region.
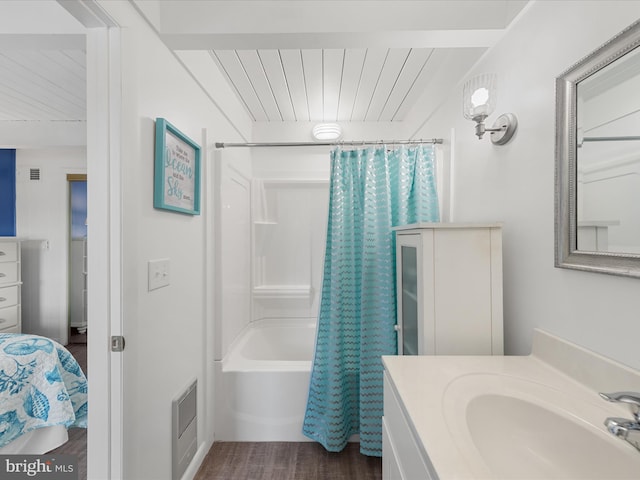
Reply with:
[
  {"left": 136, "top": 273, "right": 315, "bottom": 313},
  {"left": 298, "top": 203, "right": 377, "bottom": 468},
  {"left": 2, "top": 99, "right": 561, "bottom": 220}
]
[{"left": 148, "top": 258, "right": 170, "bottom": 291}]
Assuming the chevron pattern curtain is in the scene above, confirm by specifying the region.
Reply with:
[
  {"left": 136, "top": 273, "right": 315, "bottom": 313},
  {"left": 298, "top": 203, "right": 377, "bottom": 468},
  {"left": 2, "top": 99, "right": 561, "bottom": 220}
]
[{"left": 302, "top": 145, "right": 440, "bottom": 456}]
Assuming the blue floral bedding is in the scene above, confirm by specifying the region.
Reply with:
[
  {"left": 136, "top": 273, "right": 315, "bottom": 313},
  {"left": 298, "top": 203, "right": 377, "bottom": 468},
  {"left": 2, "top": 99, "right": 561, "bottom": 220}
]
[{"left": 0, "top": 334, "right": 88, "bottom": 448}]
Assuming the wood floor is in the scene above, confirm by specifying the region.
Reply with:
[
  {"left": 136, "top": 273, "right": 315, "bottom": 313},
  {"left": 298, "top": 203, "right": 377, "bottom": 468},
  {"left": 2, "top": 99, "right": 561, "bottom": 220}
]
[
  {"left": 194, "top": 442, "right": 382, "bottom": 480},
  {"left": 51, "top": 340, "right": 382, "bottom": 480}
]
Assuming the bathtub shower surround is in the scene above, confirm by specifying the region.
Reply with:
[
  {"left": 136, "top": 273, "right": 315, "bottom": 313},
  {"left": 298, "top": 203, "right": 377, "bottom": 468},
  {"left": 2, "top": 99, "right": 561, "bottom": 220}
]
[
  {"left": 302, "top": 145, "right": 440, "bottom": 456},
  {"left": 215, "top": 156, "right": 329, "bottom": 442},
  {"left": 214, "top": 318, "right": 316, "bottom": 441}
]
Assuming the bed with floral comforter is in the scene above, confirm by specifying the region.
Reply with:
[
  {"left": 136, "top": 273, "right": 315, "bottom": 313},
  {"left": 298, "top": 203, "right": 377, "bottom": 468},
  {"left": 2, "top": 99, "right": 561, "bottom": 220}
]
[{"left": 0, "top": 333, "right": 88, "bottom": 448}]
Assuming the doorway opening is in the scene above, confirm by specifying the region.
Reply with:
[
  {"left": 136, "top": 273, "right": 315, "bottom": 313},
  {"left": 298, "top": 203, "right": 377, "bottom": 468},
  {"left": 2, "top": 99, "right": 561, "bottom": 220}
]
[{"left": 68, "top": 173, "right": 87, "bottom": 344}]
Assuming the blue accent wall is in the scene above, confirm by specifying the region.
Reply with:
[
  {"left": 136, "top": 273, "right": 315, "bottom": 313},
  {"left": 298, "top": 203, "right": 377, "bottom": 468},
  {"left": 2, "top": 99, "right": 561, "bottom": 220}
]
[{"left": 0, "top": 149, "right": 16, "bottom": 236}]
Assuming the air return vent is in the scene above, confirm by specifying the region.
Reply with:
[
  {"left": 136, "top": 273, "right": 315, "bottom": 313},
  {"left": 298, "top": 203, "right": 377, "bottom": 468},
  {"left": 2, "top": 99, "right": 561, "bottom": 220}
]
[
  {"left": 29, "top": 168, "right": 40, "bottom": 181},
  {"left": 172, "top": 379, "right": 197, "bottom": 480}
]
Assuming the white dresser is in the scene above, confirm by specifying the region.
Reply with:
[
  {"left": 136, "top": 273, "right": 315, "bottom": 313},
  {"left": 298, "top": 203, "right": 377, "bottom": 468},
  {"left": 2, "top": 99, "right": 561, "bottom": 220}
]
[
  {"left": 0, "top": 237, "right": 21, "bottom": 334},
  {"left": 394, "top": 223, "right": 503, "bottom": 355}
]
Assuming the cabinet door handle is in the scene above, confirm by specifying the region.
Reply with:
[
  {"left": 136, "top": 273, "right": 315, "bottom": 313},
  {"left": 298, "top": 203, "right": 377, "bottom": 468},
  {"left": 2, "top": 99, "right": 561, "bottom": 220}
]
[
  {"left": 0, "top": 318, "right": 5, "bottom": 324},
  {"left": 0, "top": 251, "right": 5, "bottom": 256},
  {"left": 0, "top": 298, "right": 6, "bottom": 302},
  {"left": 0, "top": 273, "right": 5, "bottom": 277}
]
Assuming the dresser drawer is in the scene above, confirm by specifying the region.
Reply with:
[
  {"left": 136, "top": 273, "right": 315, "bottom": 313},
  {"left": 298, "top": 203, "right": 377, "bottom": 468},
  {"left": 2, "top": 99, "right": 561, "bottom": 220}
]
[
  {"left": 0, "top": 305, "right": 19, "bottom": 330},
  {"left": 0, "top": 262, "right": 18, "bottom": 285},
  {"left": 0, "top": 241, "right": 18, "bottom": 263},
  {"left": 0, "top": 285, "right": 19, "bottom": 308}
]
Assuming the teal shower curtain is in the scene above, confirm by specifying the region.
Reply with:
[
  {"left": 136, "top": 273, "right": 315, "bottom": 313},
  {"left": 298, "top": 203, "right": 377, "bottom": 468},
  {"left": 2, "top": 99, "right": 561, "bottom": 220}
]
[{"left": 302, "top": 144, "right": 440, "bottom": 456}]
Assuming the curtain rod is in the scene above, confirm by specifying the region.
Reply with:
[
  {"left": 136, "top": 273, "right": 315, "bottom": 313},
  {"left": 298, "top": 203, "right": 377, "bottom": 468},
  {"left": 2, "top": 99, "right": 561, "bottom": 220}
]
[
  {"left": 582, "top": 136, "right": 640, "bottom": 142},
  {"left": 215, "top": 139, "right": 443, "bottom": 148}
]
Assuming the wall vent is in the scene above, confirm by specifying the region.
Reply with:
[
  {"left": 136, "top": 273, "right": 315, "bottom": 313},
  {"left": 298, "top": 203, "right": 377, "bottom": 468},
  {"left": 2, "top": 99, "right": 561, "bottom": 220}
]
[
  {"left": 29, "top": 168, "right": 41, "bottom": 181},
  {"left": 172, "top": 379, "right": 197, "bottom": 480}
]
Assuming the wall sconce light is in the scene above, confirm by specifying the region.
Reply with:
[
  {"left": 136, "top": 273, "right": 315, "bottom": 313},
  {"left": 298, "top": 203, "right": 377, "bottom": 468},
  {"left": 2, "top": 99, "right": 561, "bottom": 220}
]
[
  {"left": 312, "top": 123, "right": 342, "bottom": 141},
  {"left": 462, "top": 74, "right": 517, "bottom": 145}
]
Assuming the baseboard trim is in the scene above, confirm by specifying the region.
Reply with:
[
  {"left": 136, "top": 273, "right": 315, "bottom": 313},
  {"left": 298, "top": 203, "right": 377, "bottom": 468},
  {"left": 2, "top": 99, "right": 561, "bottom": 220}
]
[{"left": 181, "top": 439, "right": 213, "bottom": 480}]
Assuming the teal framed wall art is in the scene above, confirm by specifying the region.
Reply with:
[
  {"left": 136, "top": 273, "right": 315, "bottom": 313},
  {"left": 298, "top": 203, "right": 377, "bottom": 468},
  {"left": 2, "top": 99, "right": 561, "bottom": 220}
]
[{"left": 154, "top": 118, "right": 201, "bottom": 215}]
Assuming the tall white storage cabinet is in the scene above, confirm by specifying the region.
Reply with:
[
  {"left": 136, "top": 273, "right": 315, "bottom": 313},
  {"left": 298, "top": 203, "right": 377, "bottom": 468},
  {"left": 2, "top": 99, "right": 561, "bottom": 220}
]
[
  {"left": 394, "top": 223, "right": 503, "bottom": 355},
  {"left": 0, "top": 237, "right": 21, "bottom": 334}
]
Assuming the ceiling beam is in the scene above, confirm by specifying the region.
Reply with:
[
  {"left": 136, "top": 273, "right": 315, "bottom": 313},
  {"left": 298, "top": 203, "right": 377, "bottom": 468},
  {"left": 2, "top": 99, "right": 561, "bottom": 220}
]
[
  {"left": 0, "top": 120, "right": 86, "bottom": 147},
  {"left": 57, "top": 0, "right": 118, "bottom": 28},
  {"left": 165, "top": 30, "right": 503, "bottom": 51},
  {"left": 0, "top": 34, "right": 85, "bottom": 51},
  {"left": 137, "top": 0, "right": 528, "bottom": 35}
]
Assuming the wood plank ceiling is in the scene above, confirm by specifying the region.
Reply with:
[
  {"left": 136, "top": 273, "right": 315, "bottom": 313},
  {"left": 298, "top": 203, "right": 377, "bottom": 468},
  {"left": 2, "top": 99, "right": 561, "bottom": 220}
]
[
  {"left": 212, "top": 47, "right": 435, "bottom": 123},
  {"left": 0, "top": 48, "right": 86, "bottom": 121},
  {"left": 144, "top": 0, "right": 529, "bottom": 129},
  {"left": 0, "top": 1, "right": 88, "bottom": 125},
  {"left": 0, "top": 0, "right": 529, "bottom": 138}
]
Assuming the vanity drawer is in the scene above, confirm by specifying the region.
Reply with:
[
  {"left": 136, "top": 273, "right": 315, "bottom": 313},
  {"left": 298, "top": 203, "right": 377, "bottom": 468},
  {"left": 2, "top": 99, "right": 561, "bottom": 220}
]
[
  {"left": 0, "top": 285, "right": 19, "bottom": 308},
  {"left": 0, "top": 262, "right": 18, "bottom": 285},
  {"left": 0, "top": 242, "right": 18, "bottom": 263},
  {"left": 0, "top": 305, "right": 19, "bottom": 330}
]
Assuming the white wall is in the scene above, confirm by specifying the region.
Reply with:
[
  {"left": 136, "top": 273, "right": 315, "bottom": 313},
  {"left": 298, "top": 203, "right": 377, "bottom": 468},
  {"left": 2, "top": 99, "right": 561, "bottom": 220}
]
[
  {"left": 99, "top": 2, "right": 251, "bottom": 478},
  {"left": 15, "top": 146, "right": 86, "bottom": 343},
  {"left": 413, "top": 0, "right": 640, "bottom": 370}
]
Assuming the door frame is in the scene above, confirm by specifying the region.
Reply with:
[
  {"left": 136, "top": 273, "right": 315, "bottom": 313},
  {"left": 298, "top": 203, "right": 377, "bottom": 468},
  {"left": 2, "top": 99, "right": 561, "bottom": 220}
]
[
  {"left": 54, "top": 1, "right": 124, "bottom": 476},
  {"left": 86, "top": 26, "right": 123, "bottom": 480}
]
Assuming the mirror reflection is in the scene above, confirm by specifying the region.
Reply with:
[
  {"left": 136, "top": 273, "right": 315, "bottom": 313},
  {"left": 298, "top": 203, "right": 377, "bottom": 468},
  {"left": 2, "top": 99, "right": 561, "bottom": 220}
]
[{"left": 576, "top": 46, "right": 640, "bottom": 254}]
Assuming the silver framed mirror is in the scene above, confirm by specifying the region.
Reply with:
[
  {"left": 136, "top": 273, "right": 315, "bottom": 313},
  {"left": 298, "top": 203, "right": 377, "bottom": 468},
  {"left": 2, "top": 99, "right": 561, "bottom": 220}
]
[{"left": 555, "top": 19, "right": 640, "bottom": 278}]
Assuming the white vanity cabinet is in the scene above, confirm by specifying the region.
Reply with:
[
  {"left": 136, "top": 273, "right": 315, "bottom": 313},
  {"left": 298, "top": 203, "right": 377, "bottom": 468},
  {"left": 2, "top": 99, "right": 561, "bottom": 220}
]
[
  {"left": 394, "top": 223, "right": 503, "bottom": 355},
  {"left": 383, "top": 371, "right": 437, "bottom": 480},
  {"left": 0, "top": 238, "right": 21, "bottom": 333}
]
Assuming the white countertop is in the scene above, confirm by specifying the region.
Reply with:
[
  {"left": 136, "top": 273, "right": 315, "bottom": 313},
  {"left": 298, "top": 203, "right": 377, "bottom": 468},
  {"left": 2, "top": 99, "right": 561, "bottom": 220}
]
[{"left": 382, "top": 329, "right": 640, "bottom": 479}]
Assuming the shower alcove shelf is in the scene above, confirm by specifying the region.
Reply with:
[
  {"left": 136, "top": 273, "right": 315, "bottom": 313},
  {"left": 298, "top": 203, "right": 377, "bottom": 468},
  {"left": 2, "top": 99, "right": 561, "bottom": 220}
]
[
  {"left": 252, "top": 285, "right": 313, "bottom": 301},
  {"left": 252, "top": 219, "right": 314, "bottom": 307},
  {"left": 251, "top": 178, "right": 328, "bottom": 320},
  {"left": 394, "top": 223, "right": 504, "bottom": 356}
]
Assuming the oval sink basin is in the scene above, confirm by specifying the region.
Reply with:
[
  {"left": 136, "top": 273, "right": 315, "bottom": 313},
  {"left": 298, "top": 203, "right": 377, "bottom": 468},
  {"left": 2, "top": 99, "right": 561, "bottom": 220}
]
[
  {"left": 443, "top": 373, "right": 640, "bottom": 479},
  {"left": 467, "top": 394, "right": 639, "bottom": 479}
]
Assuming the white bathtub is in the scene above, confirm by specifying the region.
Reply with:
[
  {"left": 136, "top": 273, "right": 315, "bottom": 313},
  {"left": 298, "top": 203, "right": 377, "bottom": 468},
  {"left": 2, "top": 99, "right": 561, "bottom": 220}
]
[{"left": 214, "top": 318, "right": 316, "bottom": 441}]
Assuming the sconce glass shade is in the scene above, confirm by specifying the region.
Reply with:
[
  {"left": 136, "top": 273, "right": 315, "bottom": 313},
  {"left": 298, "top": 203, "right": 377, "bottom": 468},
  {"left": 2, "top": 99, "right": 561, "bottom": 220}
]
[
  {"left": 312, "top": 123, "right": 342, "bottom": 141},
  {"left": 463, "top": 73, "right": 497, "bottom": 120}
]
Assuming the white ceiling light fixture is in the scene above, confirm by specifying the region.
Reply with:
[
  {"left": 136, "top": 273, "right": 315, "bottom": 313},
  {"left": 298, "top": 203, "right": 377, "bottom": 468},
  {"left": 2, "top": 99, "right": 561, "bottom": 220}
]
[{"left": 312, "top": 123, "right": 342, "bottom": 141}]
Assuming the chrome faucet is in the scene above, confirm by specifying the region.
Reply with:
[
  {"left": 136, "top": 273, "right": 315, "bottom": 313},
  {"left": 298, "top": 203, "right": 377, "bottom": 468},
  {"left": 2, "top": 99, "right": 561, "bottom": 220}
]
[{"left": 600, "top": 391, "right": 640, "bottom": 452}]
